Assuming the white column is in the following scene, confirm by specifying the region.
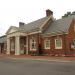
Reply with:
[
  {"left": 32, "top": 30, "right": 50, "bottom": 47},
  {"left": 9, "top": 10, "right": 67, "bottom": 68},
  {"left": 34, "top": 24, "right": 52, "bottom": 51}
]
[
  {"left": 15, "top": 36, "right": 20, "bottom": 55},
  {"left": 7, "top": 38, "right": 10, "bottom": 54},
  {"left": 26, "top": 36, "right": 28, "bottom": 55}
]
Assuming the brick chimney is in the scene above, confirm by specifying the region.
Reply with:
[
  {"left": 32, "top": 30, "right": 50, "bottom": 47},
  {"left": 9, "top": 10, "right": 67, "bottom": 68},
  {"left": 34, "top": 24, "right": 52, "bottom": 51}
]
[
  {"left": 46, "top": 9, "right": 53, "bottom": 17},
  {"left": 19, "top": 22, "right": 25, "bottom": 28}
]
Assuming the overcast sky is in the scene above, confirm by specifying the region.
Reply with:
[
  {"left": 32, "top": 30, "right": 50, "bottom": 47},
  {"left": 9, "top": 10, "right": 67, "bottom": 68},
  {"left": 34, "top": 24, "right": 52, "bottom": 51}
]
[{"left": 0, "top": 0, "right": 75, "bottom": 36}]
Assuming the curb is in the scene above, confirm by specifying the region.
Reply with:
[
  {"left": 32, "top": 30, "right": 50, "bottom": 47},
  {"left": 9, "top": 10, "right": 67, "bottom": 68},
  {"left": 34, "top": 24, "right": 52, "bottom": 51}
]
[{"left": 7, "top": 57, "right": 75, "bottom": 63}]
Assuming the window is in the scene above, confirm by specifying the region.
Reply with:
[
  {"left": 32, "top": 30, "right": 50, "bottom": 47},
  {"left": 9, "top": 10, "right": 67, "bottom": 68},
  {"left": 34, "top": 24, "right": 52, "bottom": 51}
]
[
  {"left": 55, "top": 38, "right": 62, "bottom": 49},
  {"left": 44, "top": 39, "right": 50, "bottom": 49},
  {"left": 71, "top": 40, "right": 75, "bottom": 49},
  {"left": 30, "top": 38, "right": 36, "bottom": 51}
]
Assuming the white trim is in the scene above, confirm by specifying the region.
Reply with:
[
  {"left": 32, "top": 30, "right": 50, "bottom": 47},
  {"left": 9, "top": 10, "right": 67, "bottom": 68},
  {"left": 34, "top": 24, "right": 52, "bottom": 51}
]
[
  {"left": 7, "top": 32, "right": 27, "bottom": 38},
  {"left": 41, "top": 33, "right": 68, "bottom": 38},
  {"left": 40, "top": 15, "right": 53, "bottom": 29},
  {"left": 44, "top": 39, "right": 50, "bottom": 49},
  {"left": 28, "top": 31, "right": 42, "bottom": 35},
  {"left": 55, "top": 38, "right": 62, "bottom": 49},
  {"left": 6, "top": 26, "right": 18, "bottom": 34}
]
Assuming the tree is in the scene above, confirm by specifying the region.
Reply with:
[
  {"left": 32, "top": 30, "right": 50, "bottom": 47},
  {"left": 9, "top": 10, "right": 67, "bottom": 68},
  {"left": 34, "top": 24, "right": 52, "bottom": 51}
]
[{"left": 62, "top": 12, "right": 71, "bottom": 18}]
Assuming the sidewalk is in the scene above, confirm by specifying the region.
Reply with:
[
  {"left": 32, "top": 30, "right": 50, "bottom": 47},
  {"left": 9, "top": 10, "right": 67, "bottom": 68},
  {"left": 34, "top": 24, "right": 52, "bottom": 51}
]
[{"left": 0, "top": 54, "right": 75, "bottom": 62}]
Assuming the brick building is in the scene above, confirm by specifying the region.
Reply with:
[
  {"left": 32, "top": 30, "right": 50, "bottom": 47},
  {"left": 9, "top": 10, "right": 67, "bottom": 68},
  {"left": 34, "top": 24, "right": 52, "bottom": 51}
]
[{"left": 0, "top": 9, "right": 75, "bottom": 56}]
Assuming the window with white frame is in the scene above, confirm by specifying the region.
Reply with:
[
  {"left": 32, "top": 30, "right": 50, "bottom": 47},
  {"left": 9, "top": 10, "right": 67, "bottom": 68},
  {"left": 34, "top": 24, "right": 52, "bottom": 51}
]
[
  {"left": 44, "top": 39, "right": 50, "bottom": 49},
  {"left": 30, "top": 38, "right": 36, "bottom": 50},
  {"left": 55, "top": 38, "right": 62, "bottom": 49},
  {"left": 71, "top": 39, "right": 75, "bottom": 49}
]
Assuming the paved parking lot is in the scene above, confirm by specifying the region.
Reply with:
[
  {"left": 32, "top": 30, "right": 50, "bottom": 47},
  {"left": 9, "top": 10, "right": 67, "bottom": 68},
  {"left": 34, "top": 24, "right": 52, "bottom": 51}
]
[{"left": 0, "top": 58, "right": 75, "bottom": 75}]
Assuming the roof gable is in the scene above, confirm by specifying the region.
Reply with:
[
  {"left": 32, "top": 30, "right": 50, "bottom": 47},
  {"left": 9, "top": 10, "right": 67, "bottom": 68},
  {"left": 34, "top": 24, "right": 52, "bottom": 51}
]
[{"left": 6, "top": 26, "right": 19, "bottom": 34}]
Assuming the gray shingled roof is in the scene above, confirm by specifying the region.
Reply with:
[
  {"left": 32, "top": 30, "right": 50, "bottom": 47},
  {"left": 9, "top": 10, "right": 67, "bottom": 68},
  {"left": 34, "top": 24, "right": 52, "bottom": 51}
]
[
  {"left": 19, "top": 16, "right": 49, "bottom": 32},
  {"left": 6, "top": 16, "right": 50, "bottom": 34},
  {"left": 43, "top": 15, "right": 75, "bottom": 35},
  {"left": 0, "top": 35, "right": 6, "bottom": 43},
  {"left": 6, "top": 14, "right": 75, "bottom": 36}
]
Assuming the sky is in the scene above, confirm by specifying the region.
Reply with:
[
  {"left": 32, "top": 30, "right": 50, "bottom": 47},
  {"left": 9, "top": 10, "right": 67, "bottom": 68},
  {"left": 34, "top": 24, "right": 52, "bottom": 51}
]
[{"left": 0, "top": 0, "right": 75, "bottom": 36}]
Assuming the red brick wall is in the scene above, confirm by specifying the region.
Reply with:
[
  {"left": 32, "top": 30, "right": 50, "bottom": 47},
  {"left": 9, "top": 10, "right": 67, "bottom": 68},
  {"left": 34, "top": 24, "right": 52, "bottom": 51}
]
[
  {"left": 28, "top": 33, "right": 69, "bottom": 56},
  {"left": 41, "top": 19, "right": 75, "bottom": 56},
  {"left": 41, "top": 35, "right": 66, "bottom": 56},
  {"left": 28, "top": 34, "right": 67, "bottom": 56},
  {"left": 66, "top": 19, "right": 75, "bottom": 56},
  {"left": 27, "top": 19, "right": 75, "bottom": 56}
]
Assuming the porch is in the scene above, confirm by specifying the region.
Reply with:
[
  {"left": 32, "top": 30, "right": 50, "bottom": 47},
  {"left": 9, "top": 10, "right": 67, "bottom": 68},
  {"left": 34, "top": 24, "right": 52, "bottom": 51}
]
[{"left": 6, "top": 31, "right": 28, "bottom": 55}]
